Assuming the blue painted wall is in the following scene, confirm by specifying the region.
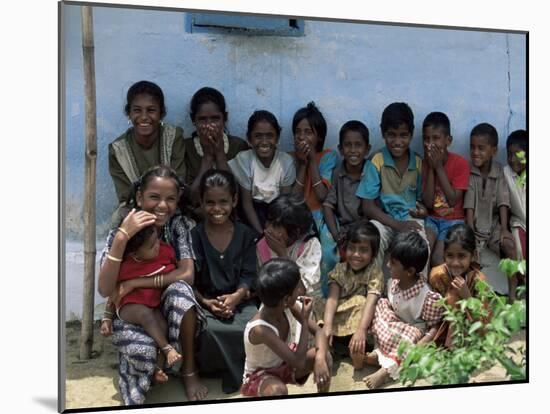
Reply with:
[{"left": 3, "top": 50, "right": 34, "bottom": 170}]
[{"left": 63, "top": 4, "right": 526, "bottom": 238}]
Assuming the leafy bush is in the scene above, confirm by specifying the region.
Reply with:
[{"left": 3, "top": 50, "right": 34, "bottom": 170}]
[{"left": 398, "top": 278, "right": 526, "bottom": 386}]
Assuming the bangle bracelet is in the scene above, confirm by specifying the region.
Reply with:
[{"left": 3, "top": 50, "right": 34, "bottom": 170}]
[
  {"left": 313, "top": 180, "right": 323, "bottom": 187},
  {"left": 118, "top": 227, "right": 130, "bottom": 239},
  {"left": 106, "top": 253, "right": 122, "bottom": 262},
  {"left": 296, "top": 178, "right": 304, "bottom": 187},
  {"left": 103, "top": 311, "right": 114, "bottom": 316},
  {"left": 101, "top": 317, "right": 113, "bottom": 323}
]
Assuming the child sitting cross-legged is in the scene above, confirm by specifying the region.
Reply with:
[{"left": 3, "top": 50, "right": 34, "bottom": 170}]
[
  {"left": 364, "top": 231, "right": 444, "bottom": 389},
  {"left": 315, "top": 221, "right": 384, "bottom": 369},
  {"left": 241, "top": 258, "right": 332, "bottom": 397}
]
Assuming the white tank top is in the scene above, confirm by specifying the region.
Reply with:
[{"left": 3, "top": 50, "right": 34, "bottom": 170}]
[{"left": 243, "top": 317, "right": 291, "bottom": 377}]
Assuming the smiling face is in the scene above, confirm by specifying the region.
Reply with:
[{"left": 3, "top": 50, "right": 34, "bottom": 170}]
[
  {"left": 423, "top": 125, "right": 451, "bottom": 157},
  {"left": 201, "top": 185, "right": 237, "bottom": 225},
  {"left": 470, "top": 134, "right": 497, "bottom": 169},
  {"left": 128, "top": 93, "right": 162, "bottom": 140},
  {"left": 137, "top": 177, "right": 179, "bottom": 227},
  {"left": 383, "top": 123, "right": 413, "bottom": 159},
  {"left": 340, "top": 131, "right": 370, "bottom": 169},
  {"left": 444, "top": 242, "right": 474, "bottom": 277},
  {"left": 134, "top": 231, "right": 160, "bottom": 261},
  {"left": 507, "top": 143, "right": 526, "bottom": 175},
  {"left": 249, "top": 120, "right": 279, "bottom": 166},
  {"left": 294, "top": 118, "right": 319, "bottom": 153},
  {"left": 346, "top": 238, "right": 374, "bottom": 272}
]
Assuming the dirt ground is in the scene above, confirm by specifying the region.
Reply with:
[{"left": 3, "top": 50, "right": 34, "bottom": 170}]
[{"left": 64, "top": 321, "right": 526, "bottom": 410}]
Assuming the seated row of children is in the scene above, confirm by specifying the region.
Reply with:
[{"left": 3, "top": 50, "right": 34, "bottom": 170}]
[
  {"left": 101, "top": 169, "right": 503, "bottom": 398},
  {"left": 101, "top": 92, "right": 526, "bottom": 400}
]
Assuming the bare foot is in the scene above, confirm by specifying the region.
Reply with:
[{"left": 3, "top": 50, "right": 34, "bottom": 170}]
[
  {"left": 363, "top": 368, "right": 389, "bottom": 390},
  {"left": 153, "top": 367, "right": 169, "bottom": 384},
  {"left": 364, "top": 351, "right": 379, "bottom": 366},
  {"left": 182, "top": 372, "right": 208, "bottom": 401},
  {"left": 161, "top": 345, "right": 182, "bottom": 367}
]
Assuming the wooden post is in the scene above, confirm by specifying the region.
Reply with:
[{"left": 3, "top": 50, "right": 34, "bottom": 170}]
[{"left": 80, "top": 5, "right": 97, "bottom": 360}]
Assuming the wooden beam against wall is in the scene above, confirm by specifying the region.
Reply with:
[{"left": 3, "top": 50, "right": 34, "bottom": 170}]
[{"left": 80, "top": 5, "right": 97, "bottom": 360}]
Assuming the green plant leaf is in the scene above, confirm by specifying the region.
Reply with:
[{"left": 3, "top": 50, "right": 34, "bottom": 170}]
[
  {"left": 497, "top": 356, "right": 526, "bottom": 380},
  {"left": 518, "top": 260, "right": 527, "bottom": 275},
  {"left": 468, "top": 321, "right": 483, "bottom": 335}
]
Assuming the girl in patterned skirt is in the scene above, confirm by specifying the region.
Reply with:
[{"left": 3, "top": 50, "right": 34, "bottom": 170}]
[
  {"left": 315, "top": 221, "right": 384, "bottom": 369},
  {"left": 364, "top": 231, "right": 444, "bottom": 389}
]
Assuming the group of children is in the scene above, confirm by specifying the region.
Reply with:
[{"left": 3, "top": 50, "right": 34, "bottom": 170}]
[{"left": 99, "top": 81, "right": 527, "bottom": 402}]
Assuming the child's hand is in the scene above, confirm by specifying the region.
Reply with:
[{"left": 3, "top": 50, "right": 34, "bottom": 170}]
[
  {"left": 396, "top": 220, "right": 423, "bottom": 232},
  {"left": 118, "top": 280, "right": 136, "bottom": 298},
  {"left": 409, "top": 201, "right": 428, "bottom": 219},
  {"left": 298, "top": 296, "right": 313, "bottom": 322},
  {"left": 216, "top": 293, "right": 240, "bottom": 318},
  {"left": 100, "top": 319, "right": 113, "bottom": 337},
  {"left": 349, "top": 329, "right": 366, "bottom": 356},
  {"left": 451, "top": 275, "right": 471, "bottom": 299},
  {"left": 294, "top": 140, "right": 310, "bottom": 163},
  {"left": 314, "top": 354, "right": 331, "bottom": 393},
  {"left": 120, "top": 209, "right": 157, "bottom": 238},
  {"left": 264, "top": 229, "right": 288, "bottom": 257},
  {"left": 429, "top": 144, "right": 445, "bottom": 169},
  {"left": 204, "top": 298, "right": 226, "bottom": 318},
  {"left": 113, "top": 281, "right": 135, "bottom": 308}
]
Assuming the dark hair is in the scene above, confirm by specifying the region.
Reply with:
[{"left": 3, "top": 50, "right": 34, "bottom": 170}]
[
  {"left": 292, "top": 102, "right": 327, "bottom": 152},
  {"left": 266, "top": 194, "right": 314, "bottom": 244},
  {"left": 246, "top": 110, "right": 282, "bottom": 141},
  {"left": 389, "top": 231, "right": 429, "bottom": 274},
  {"left": 126, "top": 165, "right": 182, "bottom": 209},
  {"left": 256, "top": 258, "right": 301, "bottom": 307},
  {"left": 123, "top": 224, "right": 156, "bottom": 257},
  {"left": 124, "top": 80, "right": 166, "bottom": 118},
  {"left": 339, "top": 120, "right": 370, "bottom": 147},
  {"left": 506, "top": 129, "right": 528, "bottom": 152},
  {"left": 199, "top": 169, "right": 238, "bottom": 200},
  {"left": 346, "top": 220, "right": 380, "bottom": 259},
  {"left": 470, "top": 123, "right": 498, "bottom": 147},
  {"left": 444, "top": 224, "right": 476, "bottom": 255},
  {"left": 422, "top": 111, "right": 451, "bottom": 137},
  {"left": 189, "top": 86, "right": 228, "bottom": 123},
  {"left": 380, "top": 102, "right": 414, "bottom": 135}
]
